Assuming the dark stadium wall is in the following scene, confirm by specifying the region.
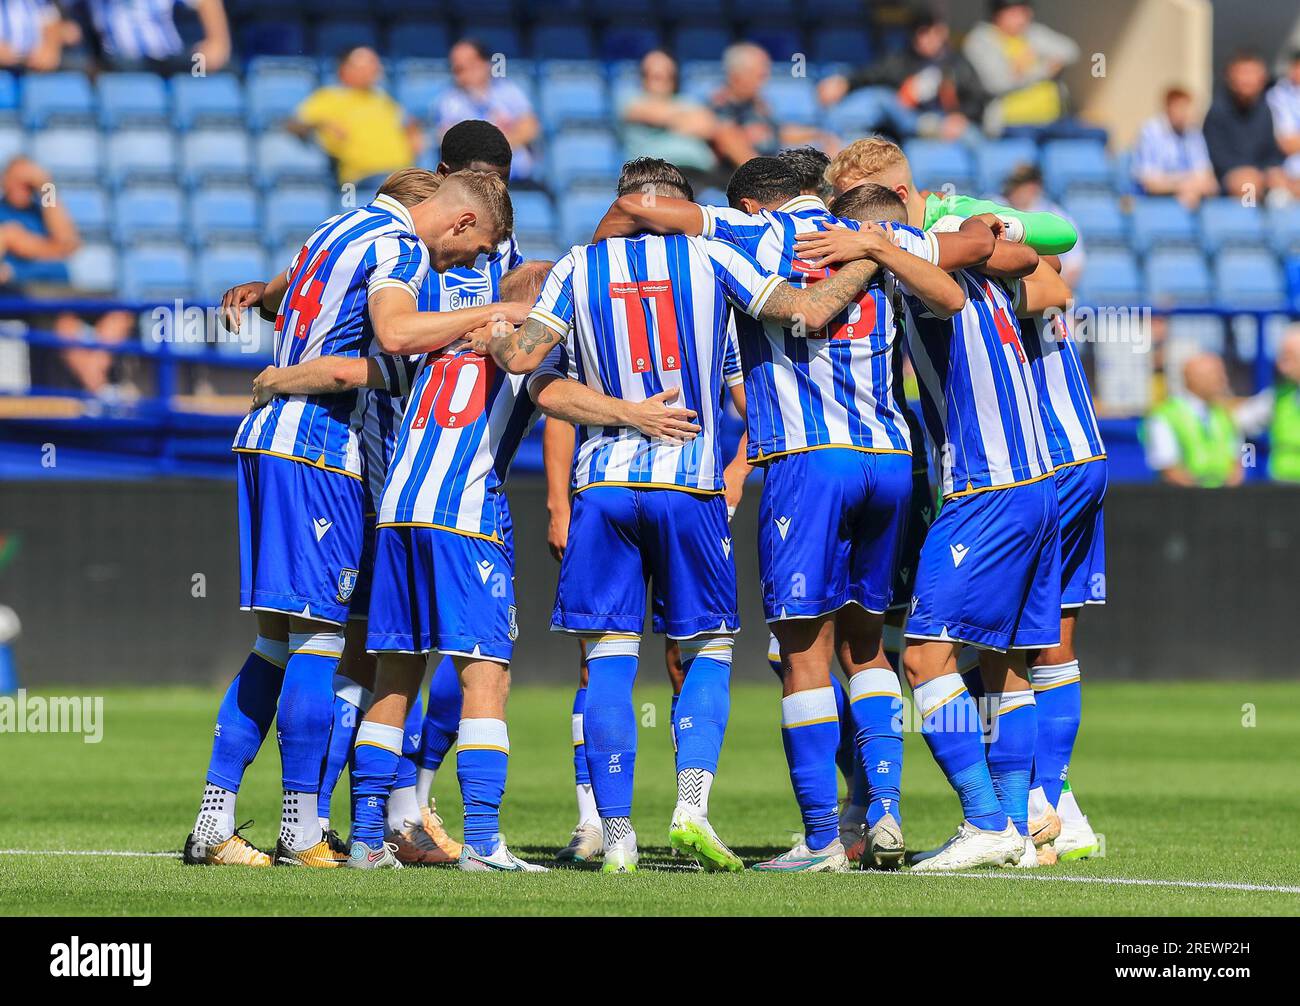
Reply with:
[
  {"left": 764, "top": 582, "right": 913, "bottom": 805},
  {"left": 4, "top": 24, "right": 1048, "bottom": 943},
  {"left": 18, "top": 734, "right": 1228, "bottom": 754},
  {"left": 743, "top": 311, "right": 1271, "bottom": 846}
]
[{"left": 3, "top": 479, "right": 1298, "bottom": 687}]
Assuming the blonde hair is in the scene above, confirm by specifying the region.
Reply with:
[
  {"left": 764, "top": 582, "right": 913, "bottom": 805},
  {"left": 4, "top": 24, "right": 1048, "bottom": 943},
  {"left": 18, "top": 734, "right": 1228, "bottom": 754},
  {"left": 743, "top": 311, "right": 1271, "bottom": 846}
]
[
  {"left": 377, "top": 167, "right": 442, "bottom": 207},
  {"left": 825, "top": 137, "right": 909, "bottom": 194},
  {"left": 439, "top": 169, "right": 514, "bottom": 244}
]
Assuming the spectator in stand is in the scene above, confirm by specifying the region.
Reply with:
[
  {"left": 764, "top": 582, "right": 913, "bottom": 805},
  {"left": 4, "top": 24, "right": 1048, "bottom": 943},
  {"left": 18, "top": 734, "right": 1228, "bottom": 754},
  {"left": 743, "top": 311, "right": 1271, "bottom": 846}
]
[
  {"left": 1235, "top": 325, "right": 1300, "bottom": 483},
  {"left": 433, "top": 39, "right": 540, "bottom": 185},
  {"left": 0, "top": 155, "right": 134, "bottom": 397},
  {"left": 1145, "top": 352, "right": 1244, "bottom": 488},
  {"left": 83, "top": 0, "right": 230, "bottom": 74},
  {"left": 709, "top": 42, "right": 837, "bottom": 169},
  {"left": 1203, "top": 49, "right": 1288, "bottom": 203},
  {"left": 1001, "top": 163, "right": 1085, "bottom": 288},
  {"left": 1266, "top": 48, "right": 1300, "bottom": 192},
  {"left": 0, "top": 0, "right": 78, "bottom": 71},
  {"left": 290, "top": 46, "right": 423, "bottom": 194},
  {"left": 1132, "top": 86, "right": 1220, "bottom": 209},
  {"left": 963, "top": 0, "right": 1079, "bottom": 132},
  {"left": 818, "top": 7, "right": 985, "bottom": 143},
  {"left": 619, "top": 49, "right": 728, "bottom": 193}
]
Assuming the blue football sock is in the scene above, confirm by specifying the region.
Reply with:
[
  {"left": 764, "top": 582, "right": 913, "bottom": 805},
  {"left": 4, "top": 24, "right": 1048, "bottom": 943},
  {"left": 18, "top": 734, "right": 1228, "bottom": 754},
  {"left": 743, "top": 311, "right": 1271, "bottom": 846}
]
[
  {"left": 913, "top": 673, "right": 1008, "bottom": 832},
  {"left": 205, "top": 636, "right": 286, "bottom": 792},
  {"left": 351, "top": 720, "right": 402, "bottom": 847},
  {"left": 674, "top": 637, "right": 732, "bottom": 777},
  {"left": 669, "top": 692, "right": 680, "bottom": 752},
  {"left": 279, "top": 632, "right": 344, "bottom": 795},
  {"left": 985, "top": 691, "right": 1037, "bottom": 836},
  {"left": 582, "top": 634, "right": 641, "bottom": 820},
  {"left": 1030, "top": 662, "right": 1082, "bottom": 808},
  {"left": 849, "top": 667, "right": 904, "bottom": 827},
  {"left": 571, "top": 686, "right": 590, "bottom": 787},
  {"left": 317, "top": 673, "right": 368, "bottom": 823},
  {"left": 781, "top": 686, "right": 841, "bottom": 851},
  {"left": 397, "top": 693, "right": 422, "bottom": 792},
  {"left": 419, "top": 656, "right": 462, "bottom": 771},
  {"left": 457, "top": 718, "right": 509, "bottom": 857},
  {"left": 830, "top": 675, "right": 857, "bottom": 788}
]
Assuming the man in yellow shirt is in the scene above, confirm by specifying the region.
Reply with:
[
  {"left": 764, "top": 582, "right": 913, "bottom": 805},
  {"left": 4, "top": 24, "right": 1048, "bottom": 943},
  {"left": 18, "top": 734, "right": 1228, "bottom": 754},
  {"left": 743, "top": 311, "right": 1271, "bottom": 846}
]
[{"left": 290, "top": 46, "right": 424, "bottom": 193}]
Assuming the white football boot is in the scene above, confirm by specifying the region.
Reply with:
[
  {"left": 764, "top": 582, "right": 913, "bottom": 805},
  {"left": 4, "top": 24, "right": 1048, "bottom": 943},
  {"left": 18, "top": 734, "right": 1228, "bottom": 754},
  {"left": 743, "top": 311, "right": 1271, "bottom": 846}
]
[
  {"left": 458, "top": 842, "right": 549, "bottom": 872},
  {"left": 909, "top": 820, "right": 1024, "bottom": 872},
  {"left": 601, "top": 833, "right": 640, "bottom": 874}
]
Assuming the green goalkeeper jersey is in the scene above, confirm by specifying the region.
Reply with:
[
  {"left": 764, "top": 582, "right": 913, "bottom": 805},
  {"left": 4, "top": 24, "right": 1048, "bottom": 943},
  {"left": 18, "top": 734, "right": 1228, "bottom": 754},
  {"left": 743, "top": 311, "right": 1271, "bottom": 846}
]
[{"left": 923, "top": 192, "right": 1078, "bottom": 255}]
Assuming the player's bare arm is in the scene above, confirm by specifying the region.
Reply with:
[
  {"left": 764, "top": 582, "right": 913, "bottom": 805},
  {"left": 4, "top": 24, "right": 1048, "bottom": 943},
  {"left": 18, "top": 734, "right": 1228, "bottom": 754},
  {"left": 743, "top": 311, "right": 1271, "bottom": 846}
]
[
  {"left": 849, "top": 222, "right": 966, "bottom": 319},
  {"left": 368, "top": 286, "right": 531, "bottom": 355},
  {"left": 722, "top": 381, "right": 752, "bottom": 512},
  {"left": 220, "top": 273, "right": 289, "bottom": 332},
  {"left": 249, "top": 357, "right": 389, "bottom": 410},
  {"left": 482, "top": 315, "right": 566, "bottom": 374},
  {"left": 977, "top": 238, "right": 1041, "bottom": 280},
  {"left": 794, "top": 217, "right": 996, "bottom": 274},
  {"left": 758, "top": 259, "right": 878, "bottom": 332},
  {"left": 531, "top": 377, "right": 701, "bottom": 445},
  {"left": 592, "top": 194, "right": 705, "bottom": 242},
  {"left": 542, "top": 416, "right": 576, "bottom": 561},
  {"left": 1013, "top": 259, "right": 1073, "bottom": 318}
]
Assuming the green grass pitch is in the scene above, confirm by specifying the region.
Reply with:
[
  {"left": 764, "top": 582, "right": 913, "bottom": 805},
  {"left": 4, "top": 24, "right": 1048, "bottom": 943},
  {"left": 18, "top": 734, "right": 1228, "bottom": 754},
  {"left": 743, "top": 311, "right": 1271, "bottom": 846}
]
[{"left": 1, "top": 681, "right": 1297, "bottom": 916}]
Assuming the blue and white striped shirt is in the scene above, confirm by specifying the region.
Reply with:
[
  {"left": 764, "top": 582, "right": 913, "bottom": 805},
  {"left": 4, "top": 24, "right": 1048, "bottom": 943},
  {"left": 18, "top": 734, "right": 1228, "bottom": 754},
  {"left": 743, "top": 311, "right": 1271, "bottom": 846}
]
[
  {"left": 0, "top": 0, "right": 55, "bottom": 58},
  {"left": 701, "top": 195, "right": 939, "bottom": 463},
  {"left": 233, "top": 194, "right": 430, "bottom": 478},
  {"left": 87, "top": 0, "right": 192, "bottom": 61},
  {"left": 529, "top": 234, "right": 782, "bottom": 494}
]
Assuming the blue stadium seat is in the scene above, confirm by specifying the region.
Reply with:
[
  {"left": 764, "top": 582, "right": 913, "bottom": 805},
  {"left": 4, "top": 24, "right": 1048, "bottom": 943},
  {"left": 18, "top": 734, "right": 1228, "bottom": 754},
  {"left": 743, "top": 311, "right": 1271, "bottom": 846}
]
[
  {"left": 32, "top": 128, "right": 102, "bottom": 183},
  {"left": 531, "top": 24, "right": 595, "bottom": 61},
  {"left": 0, "top": 124, "right": 23, "bottom": 164},
  {"left": 385, "top": 20, "right": 452, "bottom": 60},
  {"left": 1267, "top": 205, "right": 1300, "bottom": 255},
  {"left": 511, "top": 190, "right": 556, "bottom": 234},
  {"left": 97, "top": 73, "right": 168, "bottom": 129},
  {"left": 548, "top": 130, "right": 620, "bottom": 190},
  {"left": 516, "top": 232, "right": 563, "bottom": 262},
  {"left": 1040, "top": 139, "right": 1111, "bottom": 199},
  {"left": 903, "top": 139, "right": 976, "bottom": 192},
  {"left": 59, "top": 184, "right": 112, "bottom": 240},
  {"left": 558, "top": 188, "right": 614, "bottom": 248},
  {"left": 764, "top": 78, "right": 818, "bottom": 126},
  {"left": 190, "top": 187, "right": 262, "bottom": 243},
  {"left": 315, "top": 19, "right": 379, "bottom": 57},
  {"left": 181, "top": 129, "right": 252, "bottom": 186},
  {"left": 239, "top": 18, "right": 308, "bottom": 59},
  {"left": 824, "top": 87, "right": 889, "bottom": 137},
  {"left": 0, "top": 70, "right": 17, "bottom": 118},
  {"left": 975, "top": 138, "right": 1039, "bottom": 194},
  {"left": 105, "top": 129, "right": 177, "bottom": 186},
  {"left": 601, "top": 24, "right": 662, "bottom": 62},
  {"left": 1145, "top": 248, "right": 1212, "bottom": 305},
  {"left": 1063, "top": 192, "right": 1127, "bottom": 245},
  {"left": 199, "top": 244, "right": 271, "bottom": 303},
  {"left": 265, "top": 186, "right": 334, "bottom": 245},
  {"left": 1198, "top": 198, "right": 1267, "bottom": 253},
  {"left": 115, "top": 186, "right": 185, "bottom": 244},
  {"left": 675, "top": 26, "right": 732, "bottom": 62},
  {"left": 255, "top": 133, "right": 331, "bottom": 187},
  {"left": 122, "top": 244, "right": 195, "bottom": 300},
  {"left": 399, "top": 74, "right": 449, "bottom": 121},
  {"left": 171, "top": 74, "right": 244, "bottom": 129},
  {"left": 680, "top": 62, "right": 725, "bottom": 103},
  {"left": 472, "top": 24, "right": 523, "bottom": 58},
  {"left": 810, "top": 28, "right": 873, "bottom": 66},
  {"left": 246, "top": 55, "right": 321, "bottom": 79},
  {"left": 745, "top": 24, "right": 804, "bottom": 61},
  {"left": 1214, "top": 248, "right": 1286, "bottom": 308},
  {"left": 67, "top": 243, "right": 118, "bottom": 292},
  {"left": 247, "top": 70, "right": 317, "bottom": 130},
  {"left": 1076, "top": 248, "right": 1141, "bottom": 305},
  {"left": 1130, "top": 196, "right": 1197, "bottom": 253},
  {"left": 21, "top": 72, "right": 94, "bottom": 128},
  {"left": 539, "top": 77, "right": 611, "bottom": 131},
  {"left": 663, "top": 0, "right": 727, "bottom": 18}
]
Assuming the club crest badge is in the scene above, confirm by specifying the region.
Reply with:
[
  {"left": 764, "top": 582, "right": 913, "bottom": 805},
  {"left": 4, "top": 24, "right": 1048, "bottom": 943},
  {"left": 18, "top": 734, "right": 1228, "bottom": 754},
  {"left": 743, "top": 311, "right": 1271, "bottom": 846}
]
[{"left": 337, "top": 567, "right": 359, "bottom": 602}]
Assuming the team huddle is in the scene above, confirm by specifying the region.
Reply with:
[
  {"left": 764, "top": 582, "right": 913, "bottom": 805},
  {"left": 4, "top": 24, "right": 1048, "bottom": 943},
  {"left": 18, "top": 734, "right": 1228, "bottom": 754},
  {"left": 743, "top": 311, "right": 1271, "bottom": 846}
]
[{"left": 182, "top": 117, "right": 1105, "bottom": 875}]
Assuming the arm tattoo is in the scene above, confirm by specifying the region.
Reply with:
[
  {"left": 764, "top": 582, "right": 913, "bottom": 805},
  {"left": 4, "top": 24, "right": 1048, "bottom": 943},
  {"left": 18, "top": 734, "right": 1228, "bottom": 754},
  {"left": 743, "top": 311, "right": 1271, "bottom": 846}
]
[{"left": 497, "top": 316, "right": 561, "bottom": 368}]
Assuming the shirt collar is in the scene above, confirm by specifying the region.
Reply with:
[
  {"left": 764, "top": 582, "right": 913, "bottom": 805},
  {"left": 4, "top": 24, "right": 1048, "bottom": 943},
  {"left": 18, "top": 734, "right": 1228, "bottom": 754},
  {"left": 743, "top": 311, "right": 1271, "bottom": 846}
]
[
  {"left": 372, "top": 193, "right": 417, "bottom": 234},
  {"left": 776, "top": 194, "right": 829, "bottom": 214}
]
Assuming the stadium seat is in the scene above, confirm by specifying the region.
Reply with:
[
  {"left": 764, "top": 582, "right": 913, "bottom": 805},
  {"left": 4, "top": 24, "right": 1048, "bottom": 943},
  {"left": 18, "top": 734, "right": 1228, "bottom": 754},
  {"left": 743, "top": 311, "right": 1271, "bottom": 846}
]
[
  {"left": 675, "top": 26, "right": 732, "bottom": 62},
  {"left": 21, "top": 72, "right": 95, "bottom": 128},
  {"left": 190, "top": 187, "right": 262, "bottom": 243},
  {"left": 0, "top": 70, "right": 17, "bottom": 118},
  {"left": 539, "top": 77, "right": 611, "bottom": 131},
  {"left": 764, "top": 78, "right": 818, "bottom": 127},
  {"left": 904, "top": 139, "right": 976, "bottom": 193},
  {"left": 680, "top": 62, "right": 725, "bottom": 103},
  {"left": 548, "top": 130, "right": 620, "bottom": 190},
  {"left": 385, "top": 20, "right": 452, "bottom": 60},
  {"left": 745, "top": 24, "right": 804, "bottom": 61},
  {"left": 1267, "top": 205, "right": 1300, "bottom": 255},
  {"left": 198, "top": 244, "right": 271, "bottom": 303},
  {"left": 558, "top": 188, "right": 615, "bottom": 248},
  {"left": 58, "top": 184, "right": 112, "bottom": 240},
  {"left": 601, "top": 24, "right": 662, "bottom": 62},
  {"left": 264, "top": 186, "right": 334, "bottom": 245},
  {"left": 1039, "top": 139, "right": 1112, "bottom": 199},
  {"left": 67, "top": 243, "right": 118, "bottom": 292},
  {"left": 105, "top": 129, "right": 177, "bottom": 186},
  {"left": 114, "top": 186, "right": 186, "bottom": 244},
  {"left": 31, "top": 128, "right": 102, "bottom": 183},
  {"left": 511, "top": 190, "right": 557, "bottom": 234},
  {"left": 171, "top": 74, "right": 244, "bottom": 129},
  {"left": 515, "top": 232, "right": 563, "bottom": 262},
  {"left": 810, "top": 28, "right": 873, "bottom": 66},
  {"left": 315, "top": 19, "right": 380, "bottom": 57},
  {"left": 824, "top": 87, "right": 890, "bottom": 137},
  {"left": 0, "top": 124, "right": 22, "bottom": 164},
  {"left": 1145, "top": 248, "right": 1212, "bottom": 305},
  {"left": 399, "top": 74, "right": 450, "bottom": 121},
  {"left": 975, "top": 137, "right": 1039, "bottom": 194},
  {"left": 247, "top": 70, "right": 317, "bottom": 130},
  {"left": 1063, "top": 192, "right": 1127, "bottom": 245},
  {"left": 531, "top": 24, "right": 595, "bottom": 61},
  {"left": 181, "top": 130, "right": 253, "bottom": 186},
  {"left": 122, "top": 244, "right": 195, "bottom": 300},
  {"left": 1076, "top": 248, "right": 1142, "bottom": 305},
  {"left": 1130, "top": 196, "right": 1197, "bottom": 253},
  {"left": 1214, "top": 248, "right": 1286, "bottom": 308},
  {"left": 1197, "top": 198, "right": 1267, "bottom": 253},
  {"left": 472, "top": 24, "right": 523, "bottom": 58},
  {"left": 97, "top": 73, "right": 169, "bottom": 129},
  {"left": 239, "top": 18, "right": 308, "bottom": 59},
  {"left": 255, "top": 133, "right": 332, "bottom": 187}
]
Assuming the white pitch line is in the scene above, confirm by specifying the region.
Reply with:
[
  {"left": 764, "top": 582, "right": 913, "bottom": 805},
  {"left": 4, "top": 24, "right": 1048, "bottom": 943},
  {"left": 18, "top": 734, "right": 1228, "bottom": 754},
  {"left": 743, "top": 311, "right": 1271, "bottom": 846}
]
[{"left": 1, "top": 849, "right": 177, "bottom": 858}]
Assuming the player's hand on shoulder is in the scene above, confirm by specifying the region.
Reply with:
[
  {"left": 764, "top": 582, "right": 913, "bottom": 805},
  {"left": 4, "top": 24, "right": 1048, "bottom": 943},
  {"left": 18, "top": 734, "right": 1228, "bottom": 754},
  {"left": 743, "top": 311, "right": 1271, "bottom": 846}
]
[
  {"left": 626, "top": 388, "right": 701, "bottom": 444},
  {"left": 793, "top": 224, "right": 870, "bottom": 268},
  {"left": 221, "top": 281, "right": 268, "bottom": 333},
  {"left": 494, "top": 301, "right": 534, "bottom": 326}
]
